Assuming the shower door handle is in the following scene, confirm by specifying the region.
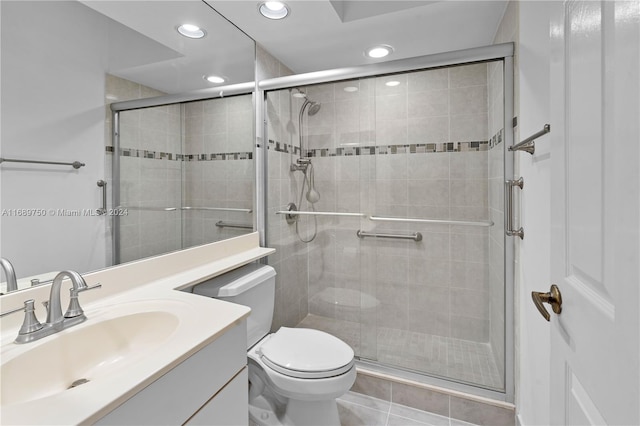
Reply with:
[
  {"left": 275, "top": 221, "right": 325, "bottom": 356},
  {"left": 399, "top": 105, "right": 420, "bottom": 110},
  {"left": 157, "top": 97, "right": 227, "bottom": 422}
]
[
  {"left": 531, "top": 284, "right": 562, "bottom": 321},
  {"left": 505, "top": 177, "right": 524, "bottom": 239},
  {"left": 97, "top": 180, "right": 107, "bottom": 215}
]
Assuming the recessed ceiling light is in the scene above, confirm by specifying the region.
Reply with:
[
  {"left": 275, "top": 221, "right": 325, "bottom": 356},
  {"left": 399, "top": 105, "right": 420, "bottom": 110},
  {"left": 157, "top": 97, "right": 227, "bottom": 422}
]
[
  {"left": 259, "top": 1, "right": 289, "bottom": 19},
  {"left": 385, "top": 81, "right": 401, "bottom": 87},
  {"left": 177, "top": 24, "right": 206, "bottom": 39},
  {"left": 204, "top": 75, "right": 225, "bottom": 84},
  {"left": 343, "top": 86, "right": 359, "bottom": 93},
  {"left": 365, "top": 45, "right": 394, "bottom": 59}
]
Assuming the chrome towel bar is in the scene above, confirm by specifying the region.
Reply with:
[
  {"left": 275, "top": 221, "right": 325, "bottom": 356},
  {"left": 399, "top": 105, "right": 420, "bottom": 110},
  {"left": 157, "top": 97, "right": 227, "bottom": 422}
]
[
  {"left": 276, "top": 210, "right": 366, "bottom": 217},
  {"left": 369, "top": 216, "right": 493, "bottom": 227},
  {"left": 215, "top": 221, "right": 252, "bottom": 229},
  {"left": 509, "top": 124, "right": 550, "bottom": 155},
  {"left": 117, "top": 206, "right": 177, "bottom": 212},
  {"left": 183, "top": 206, "right": 252, "bottom": 213},
  {"left": 0, "top": 157, "right": 85, "bottom": 169},
  {"left": 275, "top": 211, "right": 491, "bottom": 227},
  {"left": 118, "top": 206, "right": 252, "bottom": 213},
  {"left": 356, "top": 230, "right": 423, "bottom": 242}
]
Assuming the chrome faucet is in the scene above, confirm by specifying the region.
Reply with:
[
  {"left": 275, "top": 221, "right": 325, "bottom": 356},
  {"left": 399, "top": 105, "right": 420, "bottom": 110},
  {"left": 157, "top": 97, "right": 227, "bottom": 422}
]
[
  {"left": 0, "top": 257, "right": 18, "bottom": 293},
  {"left": 46, "top": 270, "right": 90, "bottom": 325},
  {"left": 1, "top": 270, "right": 101, "bottom": 344}
]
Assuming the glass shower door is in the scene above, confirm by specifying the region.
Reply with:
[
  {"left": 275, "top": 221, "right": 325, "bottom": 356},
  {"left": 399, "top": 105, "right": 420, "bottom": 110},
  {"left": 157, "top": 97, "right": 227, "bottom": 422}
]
[
  {"left": 365, "top": 62, "right": 506, "bottom": 390},
  {"left": 264, "top": 59, "right": 506, "bottom": 392}
]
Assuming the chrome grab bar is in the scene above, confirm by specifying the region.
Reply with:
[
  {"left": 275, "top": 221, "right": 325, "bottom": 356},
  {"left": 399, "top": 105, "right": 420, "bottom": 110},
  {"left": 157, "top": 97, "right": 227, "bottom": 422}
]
[
  {"left": 0, "top": 157, "right": 85, "bottom": 169},
  {"left": 215, "top": 221, "right": 252, "bottom": 230},
  {"left": 368, "top": 216, "right": 493, "bottom": 227},
  {"left": 96, "top": 180, "right": 107, "bottom": 215},
  {"left": 356, "top": 230, "right": 422, "bottom": 242},
  {"left": 509, "top": 124, "right": 550, "bottom": 155},
  {"left": 505, "top": 177, "right": 524, "bottom": 239}
]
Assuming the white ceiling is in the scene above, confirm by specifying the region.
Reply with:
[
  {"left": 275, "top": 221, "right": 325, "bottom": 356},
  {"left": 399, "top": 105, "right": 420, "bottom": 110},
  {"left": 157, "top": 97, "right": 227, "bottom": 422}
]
[
  {"left": 79, "top": 0, "right": 255, "bottom": 93},
  {"left": 208, "top": 0, "right": 509, "bottom": 74},
  {"left": 74, "top": 0, "right": 507, "bottom": 93}
]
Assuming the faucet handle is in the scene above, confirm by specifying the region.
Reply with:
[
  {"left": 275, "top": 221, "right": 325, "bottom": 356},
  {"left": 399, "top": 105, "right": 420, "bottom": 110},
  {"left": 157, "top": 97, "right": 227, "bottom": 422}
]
[
  {"left": 77, "top": 283, "right": 102, "bottom": 293},
  {"left": 65, "top": 283, "right": 101, "bottom": 318},
  {"left": 1, "top": 300, "right": 43, "bottom": 335}
]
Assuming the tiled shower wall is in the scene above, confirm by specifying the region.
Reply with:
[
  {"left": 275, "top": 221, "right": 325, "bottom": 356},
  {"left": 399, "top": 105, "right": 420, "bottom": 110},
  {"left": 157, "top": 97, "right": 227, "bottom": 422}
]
[
  {"left": 182, "top": 95, "right": 254, "bottom": 248},
  {"left": 267, "top": 63, "right": 506, "bottom": 389},
  {"left": 305, "top": 64, "right": 491, "bottom": 336}
]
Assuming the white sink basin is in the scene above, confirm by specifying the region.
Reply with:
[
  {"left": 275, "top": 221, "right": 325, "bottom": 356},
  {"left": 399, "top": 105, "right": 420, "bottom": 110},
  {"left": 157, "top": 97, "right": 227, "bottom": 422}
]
[{"left": 1, "top": 309, "right": 179, "bottom": 406}]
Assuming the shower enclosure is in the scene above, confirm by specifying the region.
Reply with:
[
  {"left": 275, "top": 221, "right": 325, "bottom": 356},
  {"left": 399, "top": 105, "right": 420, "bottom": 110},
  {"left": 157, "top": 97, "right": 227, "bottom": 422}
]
[
  {"left": 263, "top": 45, "right": 513, "bottom": 398},
  {"left": 110, "top": 79, "right": 255, "bottom": 265}
]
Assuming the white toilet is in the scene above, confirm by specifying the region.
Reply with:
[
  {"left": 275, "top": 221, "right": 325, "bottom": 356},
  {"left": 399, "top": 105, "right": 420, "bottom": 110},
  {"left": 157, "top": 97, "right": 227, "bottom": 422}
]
[{"left": 192, "top": 263, "right": 356, "bottom": 426}]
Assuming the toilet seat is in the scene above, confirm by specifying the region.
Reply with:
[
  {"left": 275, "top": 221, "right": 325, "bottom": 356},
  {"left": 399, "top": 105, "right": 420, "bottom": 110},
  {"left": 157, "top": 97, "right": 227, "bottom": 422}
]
[{"left": 257, "top": 327, "right": 354, "bottom": 379}]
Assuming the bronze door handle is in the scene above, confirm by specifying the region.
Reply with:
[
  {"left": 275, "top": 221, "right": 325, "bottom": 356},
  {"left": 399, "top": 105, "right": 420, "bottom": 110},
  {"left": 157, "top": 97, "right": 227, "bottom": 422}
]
[{"left": 531, "top": 284, "right": 562, "bottom": 321}]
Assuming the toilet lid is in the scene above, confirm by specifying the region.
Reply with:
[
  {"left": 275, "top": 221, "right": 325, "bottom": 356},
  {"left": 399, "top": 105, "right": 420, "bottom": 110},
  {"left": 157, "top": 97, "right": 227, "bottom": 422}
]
[{"left": 258, "top": 328, "right": 354, "bottom": 379}]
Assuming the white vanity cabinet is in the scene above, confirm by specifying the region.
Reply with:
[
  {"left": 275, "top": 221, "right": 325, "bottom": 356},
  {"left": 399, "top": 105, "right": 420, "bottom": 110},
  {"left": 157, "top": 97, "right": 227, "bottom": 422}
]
[{"left": 96, "top": 320, "right": 248, "bottom": 425}]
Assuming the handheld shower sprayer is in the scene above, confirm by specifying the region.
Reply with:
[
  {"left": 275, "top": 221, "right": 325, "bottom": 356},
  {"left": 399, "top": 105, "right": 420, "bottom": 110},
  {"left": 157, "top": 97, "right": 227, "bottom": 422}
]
[
  {"left": 305, "top": 163, "right": 320, "bottom": 204},
  {"left": 288, "top": 88, "right": 323, "bottom": 242}
]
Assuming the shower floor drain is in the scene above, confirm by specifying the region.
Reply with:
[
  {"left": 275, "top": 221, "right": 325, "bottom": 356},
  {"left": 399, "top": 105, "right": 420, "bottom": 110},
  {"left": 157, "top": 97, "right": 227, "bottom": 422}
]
[{"left": 68, "top": 378, "right": 90, "bottom": 389}]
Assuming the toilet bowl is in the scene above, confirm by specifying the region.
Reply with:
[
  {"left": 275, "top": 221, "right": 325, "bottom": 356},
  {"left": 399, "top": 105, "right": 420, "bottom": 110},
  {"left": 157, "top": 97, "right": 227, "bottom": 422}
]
[
  {"left": 248, "top": 328, "right": 356, "bottom": 425},
  {"left": 191, "top": 264, "right": 355, "bottom": 426}
]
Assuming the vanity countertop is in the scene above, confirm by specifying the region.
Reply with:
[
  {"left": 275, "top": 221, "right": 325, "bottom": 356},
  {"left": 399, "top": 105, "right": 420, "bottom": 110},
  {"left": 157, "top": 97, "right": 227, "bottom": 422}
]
[{"left": 0, "top": 232, "right": 274, "bottom": 425}]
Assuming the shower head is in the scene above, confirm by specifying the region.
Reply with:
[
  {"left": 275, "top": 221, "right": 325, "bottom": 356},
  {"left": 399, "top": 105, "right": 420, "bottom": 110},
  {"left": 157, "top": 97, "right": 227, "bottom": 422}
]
[
  {"left": 292, "top": 88, "right": 307, "bottom": 98},
  {"left": 307, "top": 101, "right": 321, "bottom": 116},
  {"left": 295, "top": 88, "right": 322, "bottom": 116}
]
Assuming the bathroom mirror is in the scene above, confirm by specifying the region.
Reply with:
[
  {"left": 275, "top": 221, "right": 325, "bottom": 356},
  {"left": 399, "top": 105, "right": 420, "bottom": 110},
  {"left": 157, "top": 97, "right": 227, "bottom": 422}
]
[{"left": 0, "top": 0, "right": 256, "bottom": 293}]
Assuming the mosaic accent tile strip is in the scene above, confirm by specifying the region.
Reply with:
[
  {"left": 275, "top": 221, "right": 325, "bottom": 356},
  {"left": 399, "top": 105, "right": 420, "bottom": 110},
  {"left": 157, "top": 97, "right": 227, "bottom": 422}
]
[
  {"left": 489, "top": 129, "right": 503, "bottom": 149},
  {"left": 268, "top": 139, "right": 489, "bottom": 157},
  {"left": 268, "top": 140, "right": 302, "bottom": 155},
  {"left": 105, "top": 146, "right": 252, "bottom": 161}
]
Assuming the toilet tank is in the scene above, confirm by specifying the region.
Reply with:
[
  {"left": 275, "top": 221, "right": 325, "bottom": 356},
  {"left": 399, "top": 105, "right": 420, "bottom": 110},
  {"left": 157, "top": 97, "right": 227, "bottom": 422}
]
[{"left": 191, "top": 263, "right": 276, "bottom": 349}]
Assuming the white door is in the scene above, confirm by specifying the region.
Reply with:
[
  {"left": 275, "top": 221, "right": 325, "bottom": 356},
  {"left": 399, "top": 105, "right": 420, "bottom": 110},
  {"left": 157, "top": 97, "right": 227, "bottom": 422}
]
[{"left": 548, "top": 1, "right": 639, "bottom": 424}]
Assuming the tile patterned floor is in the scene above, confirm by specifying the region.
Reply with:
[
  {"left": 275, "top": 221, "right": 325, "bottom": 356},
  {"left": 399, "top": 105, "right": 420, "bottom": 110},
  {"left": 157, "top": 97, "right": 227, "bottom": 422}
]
[
  {"left": 298, "top": 314, "right": 503, "bottom": 390},
  {"left": 337, "top": 392, "right": 479, "bottom": 426}
]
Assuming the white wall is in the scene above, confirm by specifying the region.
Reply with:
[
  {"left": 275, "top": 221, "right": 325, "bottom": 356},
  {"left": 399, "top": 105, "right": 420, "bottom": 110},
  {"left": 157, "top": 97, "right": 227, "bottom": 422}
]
[
  {"left": 515, "top": 2, "right": 553, "bottom": 425},
  {"left": 1, "top": 1, "right": 108, "bottom": 278}
]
